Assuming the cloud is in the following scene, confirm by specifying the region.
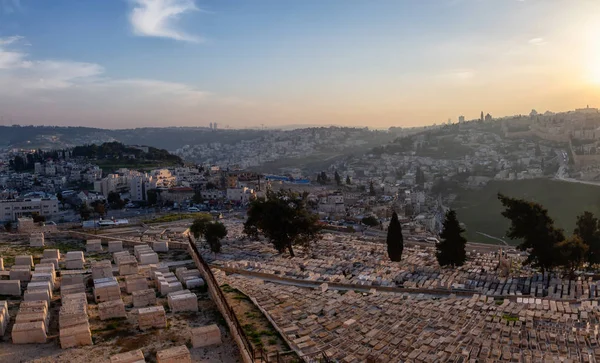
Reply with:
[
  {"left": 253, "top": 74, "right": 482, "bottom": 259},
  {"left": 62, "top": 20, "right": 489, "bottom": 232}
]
[
  {"left": 0, "top": 35, "right": 23, "bottom": 45},
  {"left": 0, "top": 35, "right": 209, "bottom": 104},
  {"left": 529, "top": 37, "right": 547, "bottom": 46},
  {"left": 129, "top": 0, "right": 201, "bottom": 42}
]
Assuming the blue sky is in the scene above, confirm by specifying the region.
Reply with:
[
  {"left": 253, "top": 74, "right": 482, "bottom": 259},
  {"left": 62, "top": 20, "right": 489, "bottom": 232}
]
[{"left": 0, "top": 0, "right": 599, "bottom": 129}]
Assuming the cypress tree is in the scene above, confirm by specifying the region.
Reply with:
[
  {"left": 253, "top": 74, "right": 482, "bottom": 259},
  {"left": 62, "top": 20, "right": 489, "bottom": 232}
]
[
  {"left": 436, "top": 210, "right": 467, "bottom": 267},
  {"left": 387, "top": 211, "right": 404, "bottom": 262}
]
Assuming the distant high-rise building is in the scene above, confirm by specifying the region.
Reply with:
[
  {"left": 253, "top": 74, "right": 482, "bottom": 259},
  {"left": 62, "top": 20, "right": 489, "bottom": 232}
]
[
  {"left": 209, "top": 122, "right": 213, "bottom": 130},
  {"left": 480, "top": 111, "right": 484, "bottom": 122},
  {"left": 458, "top": 115, "right": 465, "bottom": 123},
  {"left": 213, "top": 122, "right": 218, "bottom": 130},
  {"left": 485, "top": 113, "right": 493, "bottom": 122}
]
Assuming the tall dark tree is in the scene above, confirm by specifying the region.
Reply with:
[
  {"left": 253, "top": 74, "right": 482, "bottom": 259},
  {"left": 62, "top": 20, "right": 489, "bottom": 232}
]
[
  {"left": 498, "top": 194, "right": 565, "bottom": 272},
  {"left": 386, "top": 211, "right": 404, "bottom": 262},
  {"left": 574, "top": 211, "right": 600, "bottom": 265},
  {"left": 204, "top": 221, "right": 228, "bottom": 254},
  {"left": 345, "top": 175, "right": 351, "bottom": 185},
  {"left": 334, "top": 171, "right": 341, "bottom": 186},
  {"left": 146, "top": 189, "right": 160, "bottom": 206},
  {"left": 436, "top": 210, "right": 467, "bottom": 267},
  {"left": 108, "top": 191, "right": 125, "bottom": 209},
  {"left": 556, "top": 235, "right": 588, "bottom": 278},
  {"left": 244, "top": 190, "right": 321, "bottom": 257}
]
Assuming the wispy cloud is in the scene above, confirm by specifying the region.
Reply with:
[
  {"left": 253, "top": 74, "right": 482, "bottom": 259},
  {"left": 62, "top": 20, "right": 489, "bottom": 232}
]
[
  {"left": 0, "top": 35, "right": 23, "bottom": 45},
  {"left": 528, "top": 37, "right": 547, "bottom": 46},
  {"left": 129, "top": 0, "right": 201, "bottom": 42},
  {"left": 0, "top": 35, "right": 209, "bottom": 103}
]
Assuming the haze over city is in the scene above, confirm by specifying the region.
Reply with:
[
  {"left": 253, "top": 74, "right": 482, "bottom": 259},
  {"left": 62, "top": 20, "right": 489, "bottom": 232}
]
[{"left": 0, "top": 0, "right": 599, "bottom": 129}]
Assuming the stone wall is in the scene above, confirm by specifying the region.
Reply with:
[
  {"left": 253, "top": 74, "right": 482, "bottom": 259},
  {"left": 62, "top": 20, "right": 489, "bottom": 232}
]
[{"left": 187, "top": 235, "right": 253, "bottom": 363}]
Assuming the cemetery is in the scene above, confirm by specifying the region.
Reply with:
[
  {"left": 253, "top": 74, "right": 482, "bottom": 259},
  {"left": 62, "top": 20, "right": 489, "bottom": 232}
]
[{"left": 0, "top": 230, "right": 239, "bottom": 362}]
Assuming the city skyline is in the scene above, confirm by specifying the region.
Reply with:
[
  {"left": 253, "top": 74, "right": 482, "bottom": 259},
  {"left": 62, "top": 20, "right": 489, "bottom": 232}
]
[{"left": 1, "top": 0, "right": 600, "bottom": 129}]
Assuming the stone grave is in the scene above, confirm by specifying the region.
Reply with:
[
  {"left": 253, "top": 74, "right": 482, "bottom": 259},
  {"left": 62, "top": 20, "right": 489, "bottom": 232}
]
[
  {"left": 125, "top": 275, "right": 148, "bottom": 294},
  {"left": 167, "top": 290, "right": 198, "bottom": 313},
  {"left": 138, "top": 306, "right": 166, "bottom": 330},
  {"left": 91, "top": 260, "right": 113, "bottom": 280},
  {"left": 29, "top": 232, "right": 45, "bottom": 247},
  {"left": 191, "top": 324, "right": 222, "bottom": 348},
  {"left": 0, "top": 280, "right": 22, "bottom": 296},
  {"left": 86, "top": 239, "right": 103, "bottom": 252},
  {"left": 110, "top": 349, "right": 146, "bottom": 363},
  {"left": 156, "top": 345, "right": 192, "bottom": 363},
  {"left": 94, "top": 277, "right": 121, "bottom": 303},
  {"left": 108, "top": 240, "right": 123, "bottom": 253},
  {"left": 0, "top": 301, "right": 8, "bottom": 336},
  {"left": 59, "top": 292, "right": 92, "bottom": 349},
  {"left": 132, "top": 289, "right": 157, "bottom": 308},
  {"left": 65, "top": 251, "right": 85, "bottom": 270},
  {"left": 98, "top": 299, "right": 127, "bottom": 320}
]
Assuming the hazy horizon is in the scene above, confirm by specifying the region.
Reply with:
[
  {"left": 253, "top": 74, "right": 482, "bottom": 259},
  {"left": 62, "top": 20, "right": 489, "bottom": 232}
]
[{"left": 1, "top": 0, "right": 600, "bottom": 129}]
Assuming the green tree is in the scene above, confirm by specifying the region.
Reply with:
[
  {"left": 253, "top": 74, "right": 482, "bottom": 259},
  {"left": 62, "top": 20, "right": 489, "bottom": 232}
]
[
  {"left": 386, "top": 211, "right": 404, "bottom": 262},
  {"left": 4, "top": 221, "right": 12, "bottom": 232},
  {"left": 189, "top": 214, "right": 214, "bottom": 239},
  {"left": 362, "top": 216, "right": 379, "bottom": 227},
  {"left": 244, "top": 190, "right": 321, "bottom": 257},
  {"left": 498, "top": 194, "right": 565, "bottom": 272},
  {"left": 334, "top": 171, "right": 341, "bottom": 186},
  {"left": 556, "top": 235, "right": 588, "bottom": 279},
  {"left": 204, "top": 221, "right": 228, "bottom": 254},
  {"left": 345, "top": 175, "right": 351, "bottom": 185},
  {"left": 574, "top": 211, "right": 600, "bottom": 266},
  {"left": 436, "top": 210, "right": 467, "bottom": 267}
]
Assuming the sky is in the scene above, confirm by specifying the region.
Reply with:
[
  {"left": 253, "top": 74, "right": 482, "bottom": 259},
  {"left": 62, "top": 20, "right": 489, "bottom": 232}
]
[{"left": 1, "top": 0, "right": 600, "bottom": 129}]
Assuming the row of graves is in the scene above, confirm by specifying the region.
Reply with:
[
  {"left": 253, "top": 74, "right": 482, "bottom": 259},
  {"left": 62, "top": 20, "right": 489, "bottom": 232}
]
[
  {"left": 208, "top": 225, "right": 600, "bottom": 301},
  {"left": 217, "top": 271, "right": 600, "bottom": 363},
  {"left": 0, "top": 234, "right": 223, "bottom": 362}
]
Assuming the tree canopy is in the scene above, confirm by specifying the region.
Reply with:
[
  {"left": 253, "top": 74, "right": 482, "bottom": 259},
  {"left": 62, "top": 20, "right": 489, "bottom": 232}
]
[
  {"left": 386, "top": 211, "right": 404, "bottom": 262},
  {"left": 574, "top": 211, "right": 600, "bottom": 266},
  {"left": 189, "top": 214, "right": 214, "bottom": 239},
  {"left": 243, "top": 190, "right": 322, "bottom": 257},
  {"left": 204, "top": 221, "right": 228, "bottom": 254},
  {"left": 362, "top": 215, "right": 379, "bottom": 227},
  {"left": 436, "top": 210, "right": 467, "bottom": 267},
  {"left": 498, "top": 193, "right": 565, "bottom": 272}
]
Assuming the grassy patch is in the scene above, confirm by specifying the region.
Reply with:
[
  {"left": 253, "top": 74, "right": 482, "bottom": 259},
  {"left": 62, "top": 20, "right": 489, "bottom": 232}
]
[
  {"left": 502, "top": 314, "right": 519, "bottom": 322},
  {"left": 143, "top": 212, "right": 210, "bottom": 224},
  {"left": 452, "top": 179, "right": 600, "bottom": 245}
]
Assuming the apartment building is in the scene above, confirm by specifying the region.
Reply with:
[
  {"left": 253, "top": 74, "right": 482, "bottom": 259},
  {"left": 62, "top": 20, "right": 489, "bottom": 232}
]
[{"left": 0, "top": 198, "right": 59, "bottom": 221}]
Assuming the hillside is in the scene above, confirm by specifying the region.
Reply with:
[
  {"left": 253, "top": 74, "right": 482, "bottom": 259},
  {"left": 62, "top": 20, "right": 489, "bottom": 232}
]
[
  {"left": 72, "top": 142, "right": 183, "bottom": 170},
  {"left": 452, "top": 179, "right": 600, "bottom": 245}
]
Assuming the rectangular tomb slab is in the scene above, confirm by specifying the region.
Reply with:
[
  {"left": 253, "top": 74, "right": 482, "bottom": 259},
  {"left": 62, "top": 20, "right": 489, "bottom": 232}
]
[
  {"left": 9, "top": 267, "right": 31, "bottom": 282},
  {"left": 86, "top": 239, "right": 103, "bottom": 252},
  {"left": 0, "top": 280, "right": 21, "bottom": 296},
  {"left": 91, "top": 260, "right": 113, "bottom": 280},
  {"left": 60, "top": 323, "right": 93, "bottom": 349},
  {"left": 156, "top": 345, "right": 191, "bottom": 363},
  {"left": 191, "top": 324, "right": 222, "bottom": 348},
  {"left": 108, "top": 241, "right": 123, "bottom": 253},
  {"left": 138, "top": 306, "right": 166, "bottom": 330},
  {"left": 98, "top": 299, "right": 127, "bottom": 320},
  {"left": 43, "top": 249, "right": 61, "bottom": 260},
  {"left": 111, "top": 349, "right": 146, "bottom": 363},
  {"left": 12, "top": 321, "right": 47, "bottom": 344},
  {"left": 126, "top": 275, "right": 148, "bottom": 294},
  {"left": 14, "top": 255, "right": 34, "bottom": 267},
  {"left": 132, "top": 289, "right": 157, "bottom": 308}
]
